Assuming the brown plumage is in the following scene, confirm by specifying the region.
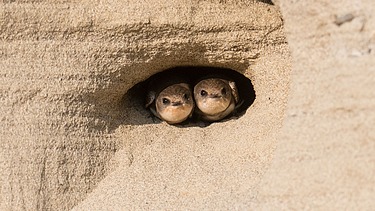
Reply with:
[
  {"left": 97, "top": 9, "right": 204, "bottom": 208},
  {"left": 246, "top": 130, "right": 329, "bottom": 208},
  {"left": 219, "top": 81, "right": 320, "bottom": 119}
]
[
  {"left": 193, "top": 78, "right": 239, "bottom": 122},
  {"left": 145, "top": 77, "right": 194, "bottom": 124}
]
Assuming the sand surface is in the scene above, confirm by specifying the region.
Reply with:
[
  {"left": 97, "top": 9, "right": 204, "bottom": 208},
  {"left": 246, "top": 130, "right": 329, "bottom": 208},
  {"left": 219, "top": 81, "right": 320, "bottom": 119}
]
[{"left": 1, "top": 0, "right": 374, "bottom": 210}]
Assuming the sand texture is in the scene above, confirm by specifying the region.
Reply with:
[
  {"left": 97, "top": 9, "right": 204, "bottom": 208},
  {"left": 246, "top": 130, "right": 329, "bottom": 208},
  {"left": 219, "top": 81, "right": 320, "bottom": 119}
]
[{"left": 0, "top": 0, "right": 374, "bottom": 210}]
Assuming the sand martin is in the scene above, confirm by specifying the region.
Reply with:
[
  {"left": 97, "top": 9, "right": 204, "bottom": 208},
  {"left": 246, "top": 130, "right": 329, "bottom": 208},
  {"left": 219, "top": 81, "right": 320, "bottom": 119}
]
[
  {"left": 145, "top": 76, "right": 194, "bottom": 124},
  {"left": 193, "top": 77, "right": 240, "bottom": 122}
]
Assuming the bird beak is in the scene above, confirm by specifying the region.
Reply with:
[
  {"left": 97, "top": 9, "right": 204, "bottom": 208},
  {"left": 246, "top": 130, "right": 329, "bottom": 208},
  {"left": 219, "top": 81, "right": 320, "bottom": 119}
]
[
  {"left": 172, "top": 102, "right": 183, "bottom": 106},
  {"left": 210, "top": 94, "right": 221, "bottom": 98}
]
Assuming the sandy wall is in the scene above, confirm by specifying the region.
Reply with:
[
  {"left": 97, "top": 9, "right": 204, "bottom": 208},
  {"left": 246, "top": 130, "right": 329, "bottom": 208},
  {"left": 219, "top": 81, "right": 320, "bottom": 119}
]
[
  {"left": 0, "top": 0, "right": 374, "bottom": 210},
  {"left": 257, "top": 0, "right": 375, "bottom": 209}
]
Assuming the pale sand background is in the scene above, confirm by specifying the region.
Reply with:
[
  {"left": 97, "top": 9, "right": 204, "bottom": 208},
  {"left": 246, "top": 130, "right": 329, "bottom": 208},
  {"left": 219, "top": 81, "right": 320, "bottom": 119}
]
[{"left": 0, "top": 0, "right": 374, "bottom": 210}]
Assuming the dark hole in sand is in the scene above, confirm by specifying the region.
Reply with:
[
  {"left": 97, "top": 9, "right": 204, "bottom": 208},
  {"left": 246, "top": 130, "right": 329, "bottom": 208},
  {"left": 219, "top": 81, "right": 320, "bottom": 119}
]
[
  {"left": 123, "top": 66, "right": 256, "bottom": 126},
  {"left": 258, "top": 0, "right": 274, "bottom": 5}
]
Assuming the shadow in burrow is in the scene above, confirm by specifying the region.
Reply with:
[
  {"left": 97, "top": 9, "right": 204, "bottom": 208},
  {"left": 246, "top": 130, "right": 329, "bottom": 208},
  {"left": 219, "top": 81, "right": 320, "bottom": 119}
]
[
  {"left": 118, "top": 66, "right": 256, "bottom": 127},
  {"left": 258, "top": 0, "right": 274, "bottom": 5}
]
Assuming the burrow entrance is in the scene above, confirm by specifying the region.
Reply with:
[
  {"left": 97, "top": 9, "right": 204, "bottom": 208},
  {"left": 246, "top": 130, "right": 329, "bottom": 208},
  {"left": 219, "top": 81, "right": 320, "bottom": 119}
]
[{"left": 123, "top": 66, "right": 255, "bottom": 126}]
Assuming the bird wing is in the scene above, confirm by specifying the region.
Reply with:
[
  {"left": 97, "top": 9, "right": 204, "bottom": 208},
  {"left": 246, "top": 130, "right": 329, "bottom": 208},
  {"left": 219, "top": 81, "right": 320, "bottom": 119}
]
[
  {"left": 145, "top": 90, "right": 156, "bottom": 108},
  {"left": 229, "top": 81, "right": 239, "bottom": 104}
]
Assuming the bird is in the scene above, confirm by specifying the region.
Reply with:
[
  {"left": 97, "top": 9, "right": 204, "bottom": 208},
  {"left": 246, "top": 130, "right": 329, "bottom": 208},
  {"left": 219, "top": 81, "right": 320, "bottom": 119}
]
[
  {"left": 193, "top": 77, "right": 240, "bottom": 122},
  {"left": 145, "top": 75, "right": 194, "bottom": 124}
]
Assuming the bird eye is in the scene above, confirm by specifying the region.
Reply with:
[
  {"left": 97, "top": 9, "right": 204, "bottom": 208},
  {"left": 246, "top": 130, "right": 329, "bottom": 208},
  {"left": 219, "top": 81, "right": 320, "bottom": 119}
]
[
  {"left": 183, "top": 93, "right": 189, "bottom": 100},
  {"left": 221, "top": 88, "right": 227, "bottom": 95},
  {"left": 200, "top": 90, "right": 207, "bottom": 96},
  {"left": 162, "top": 98, "right": 170, "bottom": 105}
]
